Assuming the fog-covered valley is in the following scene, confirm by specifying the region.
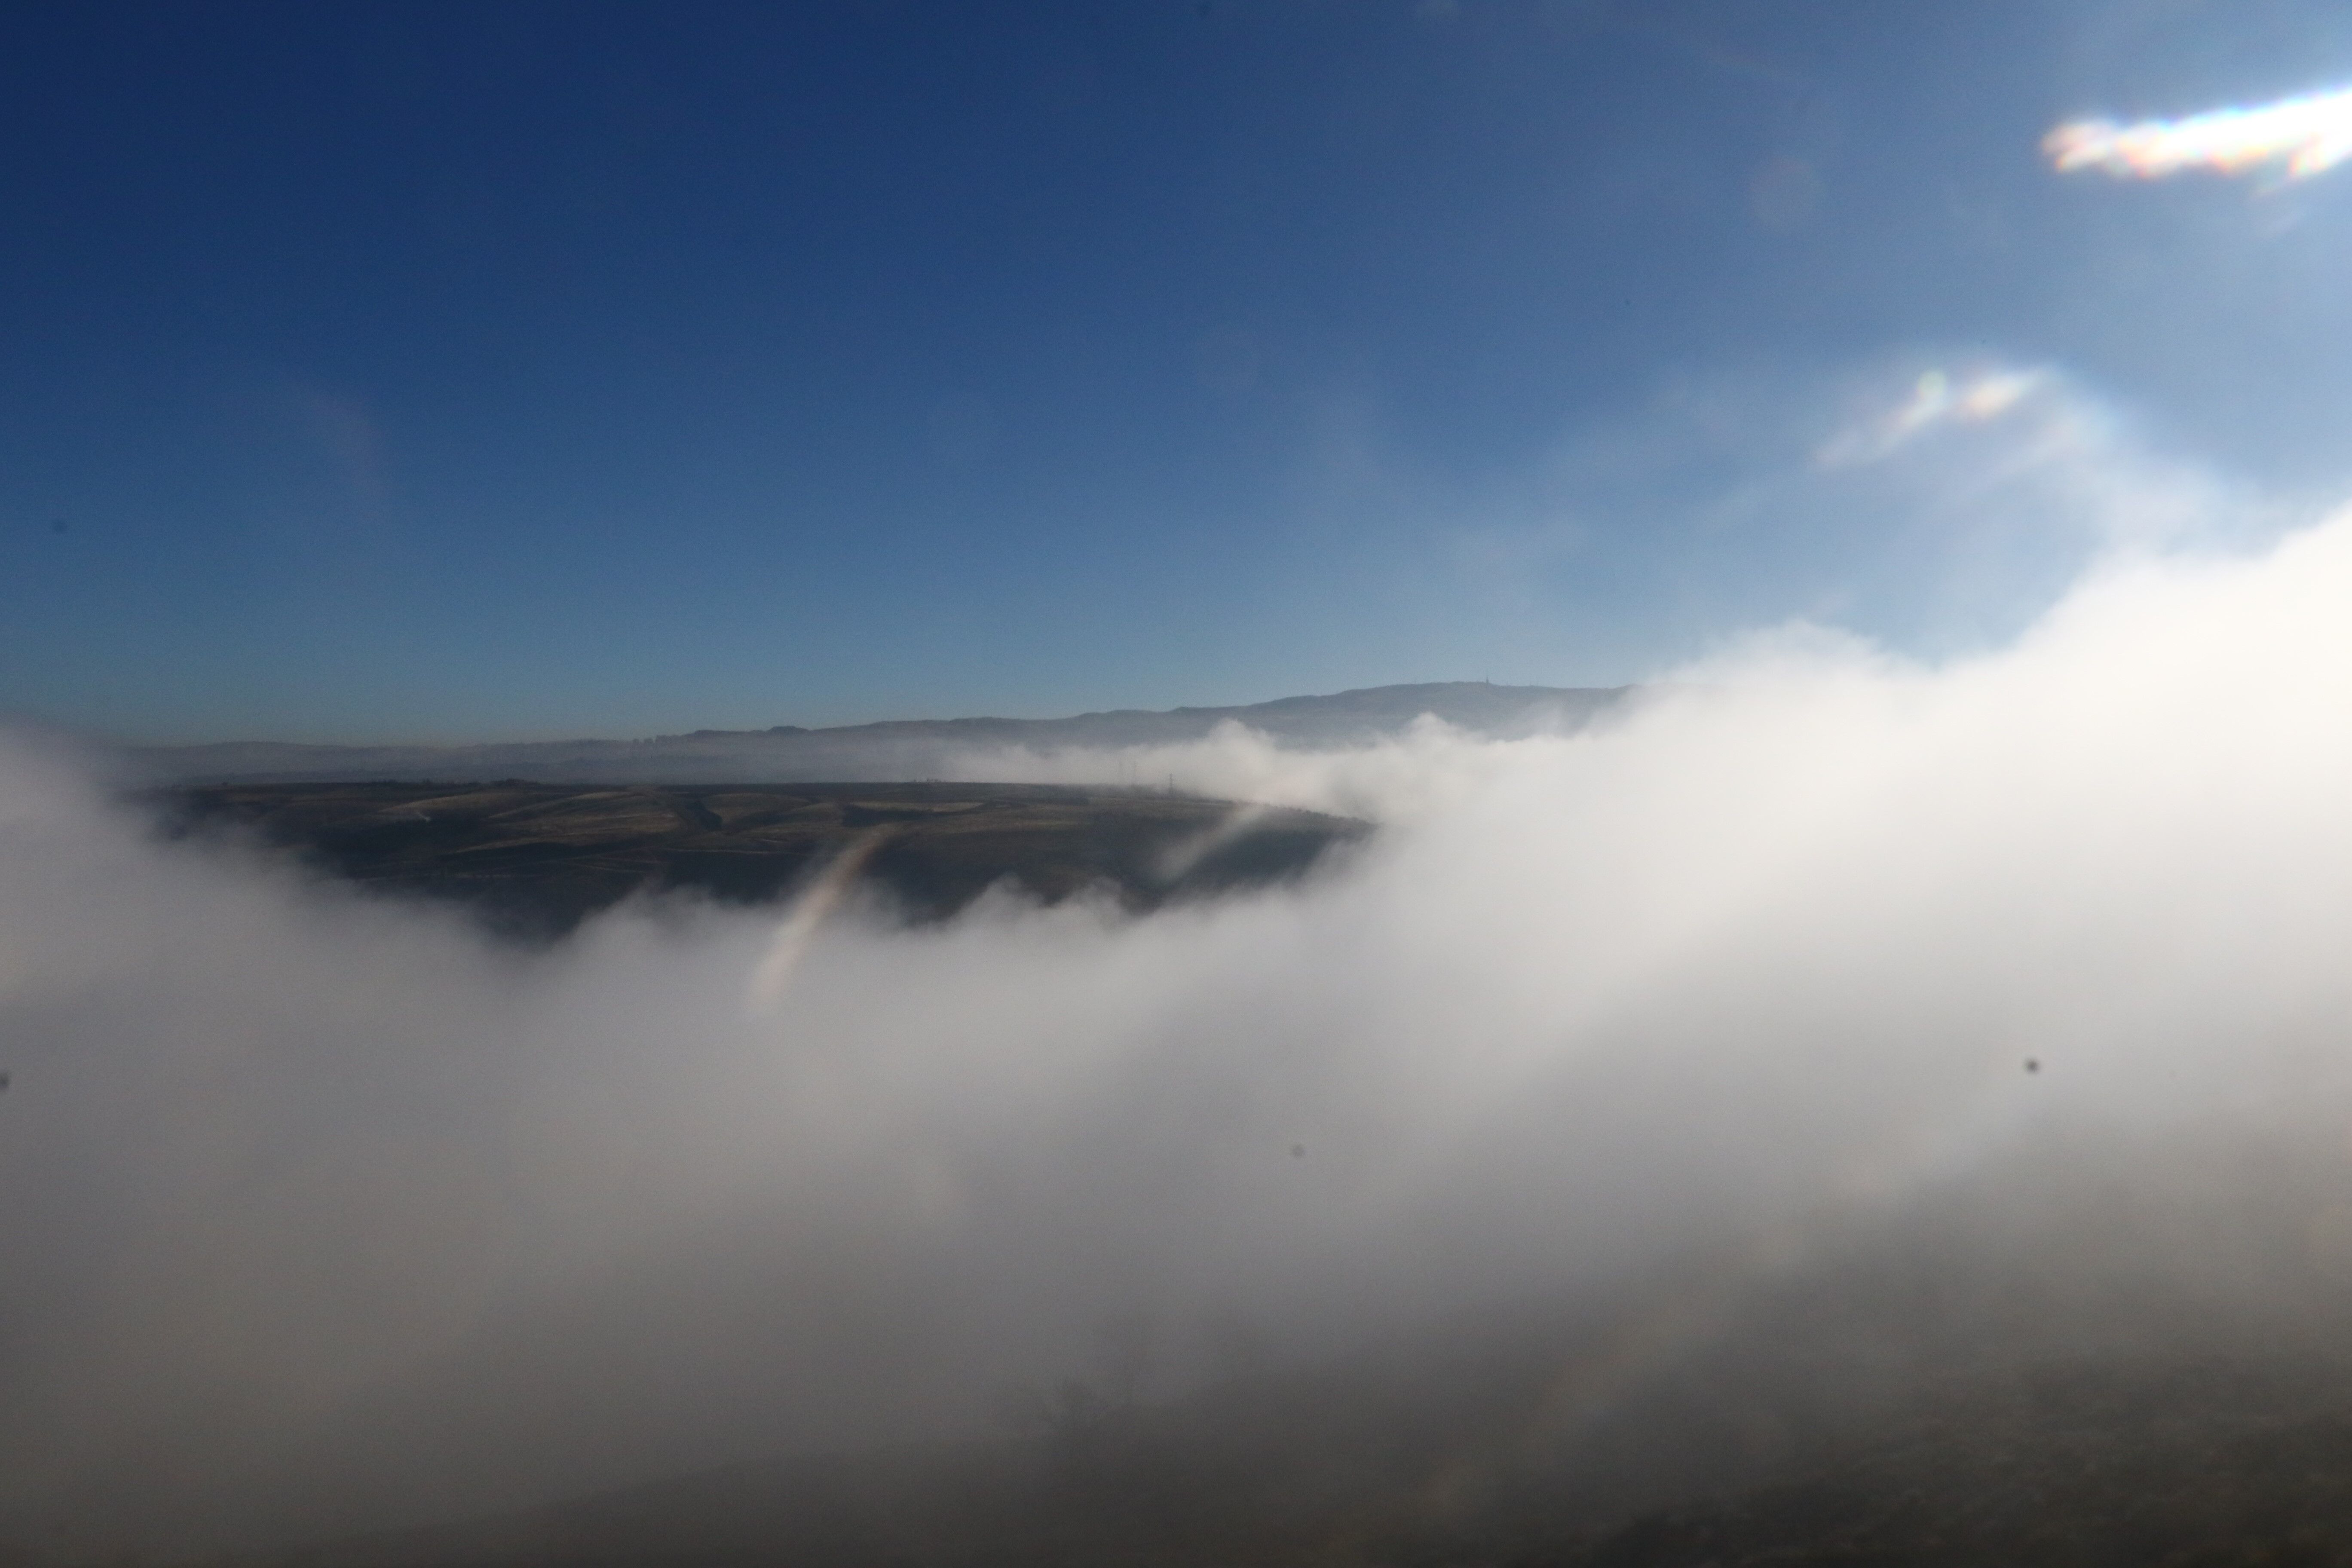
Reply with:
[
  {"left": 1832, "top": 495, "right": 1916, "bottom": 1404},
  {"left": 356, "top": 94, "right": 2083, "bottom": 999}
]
[{"left": 15, "top": 500, "right": 2352, "bottom": 1561}]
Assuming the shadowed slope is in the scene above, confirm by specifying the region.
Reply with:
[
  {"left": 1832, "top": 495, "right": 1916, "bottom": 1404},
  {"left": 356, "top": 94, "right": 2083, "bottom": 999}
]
[
  {"left": 150, "top": 781, "right": 1368, "bottom": 935},
  {"left": 234, "top": 1152, "right": 2352, "bottom": 1568}
]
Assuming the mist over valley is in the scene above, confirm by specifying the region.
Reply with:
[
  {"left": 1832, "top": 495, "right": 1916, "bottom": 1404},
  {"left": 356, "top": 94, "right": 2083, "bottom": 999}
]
[{"left": 20, "top": 524, "right": 2352, "bottom": 1560}]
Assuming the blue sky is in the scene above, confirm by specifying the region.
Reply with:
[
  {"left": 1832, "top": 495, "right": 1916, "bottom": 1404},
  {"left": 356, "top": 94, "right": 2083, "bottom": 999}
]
[{"left": 9, "top": 0, "right": 2352, "bottom": 743}]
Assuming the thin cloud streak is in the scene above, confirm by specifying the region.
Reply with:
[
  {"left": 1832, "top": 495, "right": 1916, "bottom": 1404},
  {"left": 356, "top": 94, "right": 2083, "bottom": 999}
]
[
  {"left": 1814, "top": 367, "right": 2046, "bottom": 469},
  {"left": 2046, "top": 85, "right": 2352, "bottom": 183}
]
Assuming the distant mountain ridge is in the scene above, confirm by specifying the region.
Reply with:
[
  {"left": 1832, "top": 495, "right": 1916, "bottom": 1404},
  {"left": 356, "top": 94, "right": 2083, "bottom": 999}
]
[{"left": 129, "top": 682, "right": 1628, "bottom": 785}]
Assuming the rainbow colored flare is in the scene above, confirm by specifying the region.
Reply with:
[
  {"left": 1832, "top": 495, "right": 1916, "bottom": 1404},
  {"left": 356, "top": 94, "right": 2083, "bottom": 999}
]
[{"left": 2045, "top": 85, "right": 2352, "bottom": 182}]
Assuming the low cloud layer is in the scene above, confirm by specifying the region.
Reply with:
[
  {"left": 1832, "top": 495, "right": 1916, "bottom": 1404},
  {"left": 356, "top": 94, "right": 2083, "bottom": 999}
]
[{"left": 13, "top": 467, "right": 2352, "bottom": 1555}]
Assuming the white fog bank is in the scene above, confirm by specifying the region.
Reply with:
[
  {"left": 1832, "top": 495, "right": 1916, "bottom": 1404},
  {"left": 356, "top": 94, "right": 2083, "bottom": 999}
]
[{"left": 12, "top": 506, "right": 2352, "bottom": 1554}]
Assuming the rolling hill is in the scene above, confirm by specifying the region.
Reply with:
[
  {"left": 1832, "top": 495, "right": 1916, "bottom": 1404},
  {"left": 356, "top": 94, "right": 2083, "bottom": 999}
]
[{"left": 127, "top": 683, "right": 1627, "bottom": 785}]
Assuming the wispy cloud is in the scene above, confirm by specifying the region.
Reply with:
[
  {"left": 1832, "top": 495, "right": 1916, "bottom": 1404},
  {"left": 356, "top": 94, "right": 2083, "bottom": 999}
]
[
  {"left": 2045, "top": 85, "right": 2352, "bottom": 183},
  {"left": 1815, "top": 367, "right": 2046, "bottom": 469}
]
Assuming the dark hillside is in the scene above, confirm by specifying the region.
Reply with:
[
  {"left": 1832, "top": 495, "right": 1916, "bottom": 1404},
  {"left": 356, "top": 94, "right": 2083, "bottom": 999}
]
[
  {"left": 219, "top": 1164, "right": 2352, "bottom": 1568},
  {"left": 149, "top": 782, "right": 1367, "bottom": 936},
  {"left": 241, "top": 1337, "right": 2352, "bottom": 1568}
]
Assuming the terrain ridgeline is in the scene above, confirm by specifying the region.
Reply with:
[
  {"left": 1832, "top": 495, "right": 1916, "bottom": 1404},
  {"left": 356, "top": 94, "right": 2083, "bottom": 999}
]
[{"left": 128, "top": 682, "right": 1628, "bottom": 785}]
